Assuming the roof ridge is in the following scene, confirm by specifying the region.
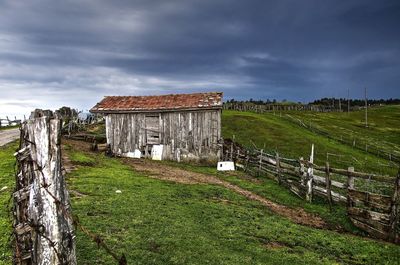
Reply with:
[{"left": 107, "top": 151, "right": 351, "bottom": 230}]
[
  {"left": 90, "top": 92, "right": 223, "bottom": 113},
  {"left": 103, "top": 92, "right": 222, "bottom": 98}
]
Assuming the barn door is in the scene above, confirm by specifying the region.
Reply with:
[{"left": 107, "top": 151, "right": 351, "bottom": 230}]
[{"left": 145, "top": 114, "right": 160, "bottom": 145}]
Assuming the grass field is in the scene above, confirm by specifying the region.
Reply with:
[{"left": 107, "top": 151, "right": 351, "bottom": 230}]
[
  {"left": 222, "top": 106, "right": 400, "bottom": 176},
  {"left": 0, "top": 125, "right": 18, "bottom": 131},
  {"left": 286, "top": 105, "right": 400, "bottom": 151},
  {"left": 2, "top": 141, "right": 400, "bottom": 264}
]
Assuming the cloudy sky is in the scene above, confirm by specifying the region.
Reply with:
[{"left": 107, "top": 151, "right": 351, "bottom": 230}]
[{"left": 0, "top": 0, "right": 399, "bottom": 117}]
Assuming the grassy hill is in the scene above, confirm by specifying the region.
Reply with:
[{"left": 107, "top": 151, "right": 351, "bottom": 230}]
[
  {"left": 2, "top": 141, "right": 400, "bottom": 264},
  {"left": 222, "top": 106, "right": 400, "bottom": 176},
  {"left": 285, "top": 105, "right": 400, "bottom": 159}
]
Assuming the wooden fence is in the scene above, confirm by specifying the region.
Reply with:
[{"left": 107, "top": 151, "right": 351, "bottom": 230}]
[
  {"left": 0, "top": 116, "right": 22, "bottom": 127},
  {"left": 283, "top": 114, "right": 400, "bottom": 164},
  {"left": 13, "top": 109, "right": 76, "bottom": 264},
  {"left": 223, "top": 102, "right": 365, "bottom": 113},
  {"left": 223, "top": 140, "right": 400, "bottom": 243}
]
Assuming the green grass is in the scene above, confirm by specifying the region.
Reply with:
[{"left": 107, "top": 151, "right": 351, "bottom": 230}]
[
  {"left": 222, "top": 109, "right": 399, "bottom": 176},
  {"left": 65, "top": 145, "right": 400, "bottom": 264},
  {"left": 286, "top": 105, "right": 400, "bottom": 152},
  {"left": 68, "top": 150, "right": 96, "bottom": 166},
  {"left": 0, "top": 142, "right": 18, "bottom": 265},
  {"left": 159, "top": 159, "right": 355, "bottom": 232},
  {"left": 2, "top": 142, "right": 400, "bottom": 264},
  {"left": 0, "top": 125, "right": 19, "bottom": 131}
]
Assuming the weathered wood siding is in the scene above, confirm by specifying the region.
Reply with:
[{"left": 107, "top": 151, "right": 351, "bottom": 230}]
[{"left": 105, "top": 109, "right": 221, "bottom": 161}]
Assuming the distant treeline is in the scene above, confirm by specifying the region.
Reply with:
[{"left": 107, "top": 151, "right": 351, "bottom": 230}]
[
  {"left": 310, "top": 97, "right": 400, "bottom": 107},
  {"left": 223, "top": 97, "right": 400, "bottom": 112},
  {"left": 225, "top": 97, "right": 400, "bottom": 107}
]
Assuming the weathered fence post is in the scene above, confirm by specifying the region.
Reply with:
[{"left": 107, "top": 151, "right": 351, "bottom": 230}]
[
  {"left": 259, "top": 149, "right": 263, "bottom": 176},
  {"left": 299, "top": 157, "right": 306, "bottom": 185},
  {"left": 306, "top": 144, "right": 314, "bottom": 202},
  {"left": 347, "top": 167, "right": 355, "bottom": 208},
  {"left": 325, "top": 162, "right": 332, "bottom": 210},
  {"left": 276, "top": 153, "right": 281, "bottom": 184},
  {"left": 389, "top": 170, "right": 400, "bottom": 243},
  {"left": 13, "top": 109, "right": 76, "bottom": 265},
  {"left": 244, "top": 150, "right": 250, "bottom": 172}
]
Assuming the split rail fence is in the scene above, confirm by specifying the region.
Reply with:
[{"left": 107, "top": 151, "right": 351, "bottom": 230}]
[{"left": 223, "top": 140, "right": 400, "bottom": 243}]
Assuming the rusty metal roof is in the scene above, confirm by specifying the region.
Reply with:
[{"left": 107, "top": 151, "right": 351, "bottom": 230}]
[{"left": 90, "top": 92, "right": 223, "bottom": 113}]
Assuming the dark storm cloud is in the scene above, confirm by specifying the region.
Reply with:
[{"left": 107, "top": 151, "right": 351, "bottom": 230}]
[{"left": 0, "top": 0, "right": 399, "bottom": 116}]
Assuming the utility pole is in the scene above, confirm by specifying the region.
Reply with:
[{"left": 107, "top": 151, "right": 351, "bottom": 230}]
[
  {"left": 365, "top": 87, "right": 368, "bottom": 128},
  {"left": 347, "top": 88, "right": 350, "bottom": 113}
]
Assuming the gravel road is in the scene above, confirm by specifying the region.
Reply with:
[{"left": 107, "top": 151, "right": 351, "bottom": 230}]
[{"left": 0, "top": 128, "right": 20, "bottom": 146}]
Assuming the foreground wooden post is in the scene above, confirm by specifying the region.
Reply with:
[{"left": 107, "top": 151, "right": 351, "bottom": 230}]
[
  {"left": 306, "top": 144, "right": 314, "bottom": 202},
  {"left": 389, "top": 171, "right": 400, "bottom": 243},
  {"left": 13, "top": 109, "right": 76, "bottom": 265}
]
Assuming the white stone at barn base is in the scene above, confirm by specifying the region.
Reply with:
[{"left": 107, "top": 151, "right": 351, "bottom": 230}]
[
  {"left": 124, "top": 149, "right": 142, "bottom": 158},
  {"left": 151, "top": 145, "right": 164, "bottom": 160},
  {"left": 217, "top": 161, "right": 235, "bottom": 171}
]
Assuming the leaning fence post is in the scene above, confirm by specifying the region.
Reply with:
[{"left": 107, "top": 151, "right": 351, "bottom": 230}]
[
  {"left": 259, "top": 149, "right": 263, "bottom": 175},
  {"left": 347, "top": 167, "right": 355, "bottom": 207},
  {"left": 299, "top": 157, "right": 306, "bottom": 185},
  {"left": 389, "top": 170, "right": 400, "bottom": 243},
  {"left": 325, "top": 162, "right": 332, "bottom": 210},
  {"left": 244, "top": 150, "right": 250, "bottom": 172},
  {"left": 276, "top": 152, "right": 281, "bottom": 184},
  {"left": 306, "top": 144, "right": 314, "bottom": 203}
]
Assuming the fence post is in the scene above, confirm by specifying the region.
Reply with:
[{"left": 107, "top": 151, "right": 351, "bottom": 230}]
[
  {"left": 325, "top": 162, "right": 332, "bottom": 210},
  {"left": 299, "top": 157, "right": 306, "bottom": 186},
  {"left": 259, "top": 149, "right": 263, "bottom": 175},
  {"left": 306, "top": 144, "right": 314, "bottom": 203},
  {"left": 244, "top": 150, "right": 250, "bottom": 172},
  {"left": 389, "top": 170, "right": 400, "bottom": 243},
  {"left": 276, "top": 152, "right": 281, "bottom": 184},
  {"left": 13, "top": 109, "right": 76, "bottom": 265},
  {"left": 347, "top": 167, "right": 355, "bottom": 207}
]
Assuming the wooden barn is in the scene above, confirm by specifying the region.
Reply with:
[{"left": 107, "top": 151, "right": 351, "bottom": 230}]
[{"left": 90, "top": 92, "right": 223, "bottom": 161}]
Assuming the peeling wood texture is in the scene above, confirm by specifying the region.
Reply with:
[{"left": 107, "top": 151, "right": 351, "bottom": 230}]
[
  {"left": 105, "top": 110, "right": 222, "bottom": 161},
  {"left": 13, "top": 109, "right": 76, "bottom": 265}
]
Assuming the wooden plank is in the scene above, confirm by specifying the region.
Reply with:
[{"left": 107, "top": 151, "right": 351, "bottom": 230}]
[
  {"left": 329, "top": 167, "right": 393, "bottom": 183},
  {"left": 348, "top": 207, "right": 390, "bottom": 223},
  {"left": 313, "top": 174, "right": 346, "bottom": 189},
  {"left": 350, "top": 217, "right": 389, "bottom": 240},
  {"left": 348, "top": 189, "right": 392, "bottom": 212},
  {"left": 313, "top": 185, "right": 347, "bottom": 203}
]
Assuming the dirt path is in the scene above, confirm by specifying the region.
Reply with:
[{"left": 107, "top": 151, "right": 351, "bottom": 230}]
[
  {"left": 123, "top": 158, "right": 326, "bottom": 228},
  {"left": 0, "top": 128, "right": 19, "bottom": 146}
]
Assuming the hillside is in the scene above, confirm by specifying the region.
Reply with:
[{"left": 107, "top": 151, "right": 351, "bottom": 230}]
[
  {"left": 222, "top": 106, "right": 400, "bottom": 176},
  {"left": 285, "top": 105, "right": 400, "bottom": 159},
  {"left": 2, "top": 141, "right": 400, "bottom": 264}
]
